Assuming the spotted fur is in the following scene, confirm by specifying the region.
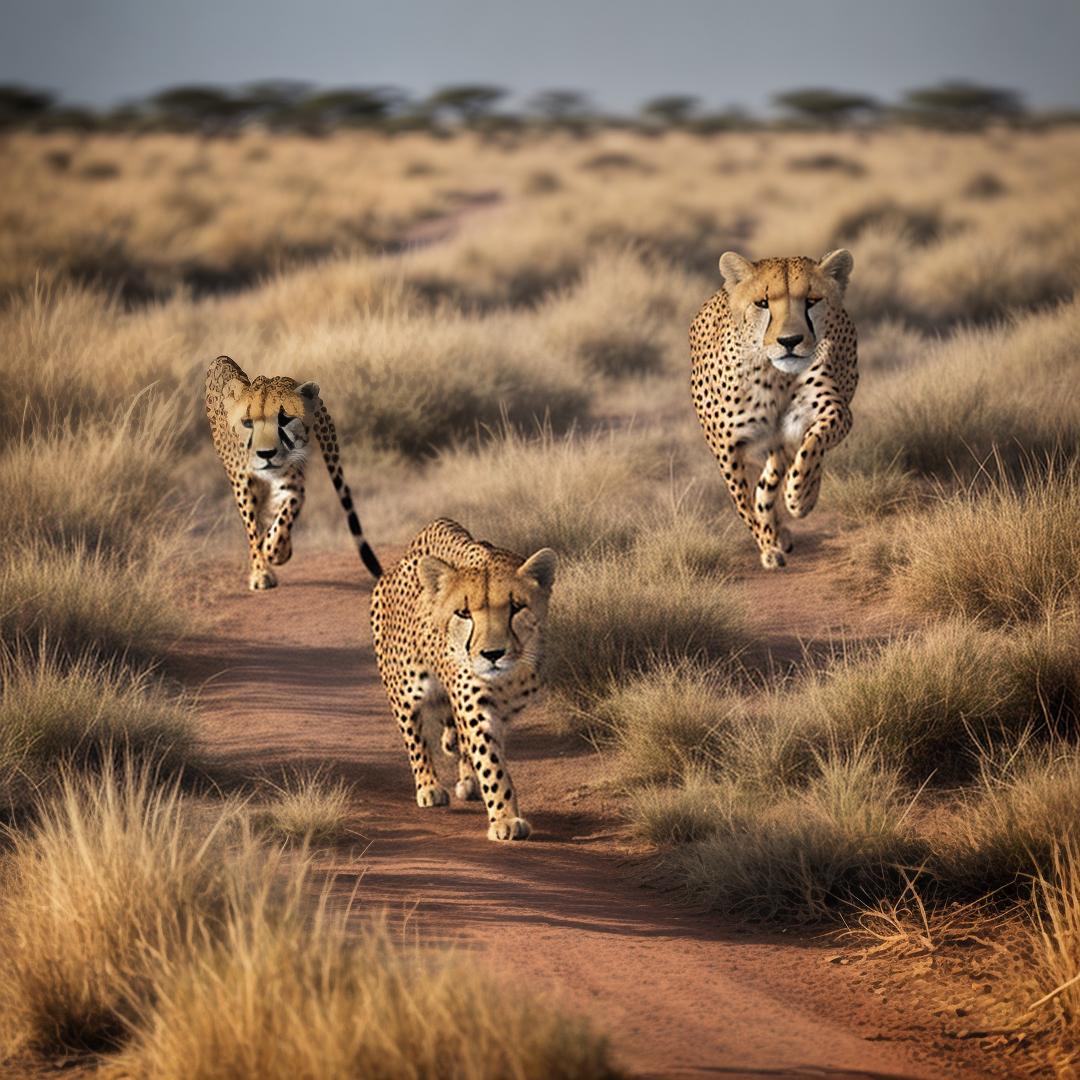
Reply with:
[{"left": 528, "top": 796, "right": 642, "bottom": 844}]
[
  {"left": 690, "top": 251, "right": 858, "bottom": 568},
  {"left": 371, "top": 519, "right": 556, "bottom": 842},
  {"left": 205, "top": 355, "right": 382, "bottom": 590}
]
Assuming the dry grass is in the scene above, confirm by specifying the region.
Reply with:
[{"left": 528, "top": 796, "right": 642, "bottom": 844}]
[
  {"left": 0, "top": 540, "right": 190, "bottom": 664},
  {"left": 868, "top": 460, "right": 1080, "bottom": 624},
  {"left": 1028, "top": 843, "right": 1080, "bottom": 1072},
  {"left": 547, "top": 547, "right": 747, "bottom": 706},
  {"left": 841, "top": 299, "right": 1080, "bottom": 481},
  {"left": 0, "top": 766, "right": 617, "bottom": 1077},
  {"left": 6, "top": 123, "right": 1080, "bottom": 1069},
  {"left": 251, "top": 770, "right": 355, "bottom": 844},
  {"left": 592, "top": 664, "right": 743, "bottom": 786},
  {"left": 119, "top": 917, "right": 615, "bottom": 1080},
  {"left": 0, "top": 652, "right": 198, "bottom": 817},
  {"left": 671, "top": 750, "right": 921, "bottom": 921}
]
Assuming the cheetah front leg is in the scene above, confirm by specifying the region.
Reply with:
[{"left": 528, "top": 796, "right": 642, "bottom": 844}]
[
  {"left": 784, "top": 404, "right": 852, "bottom": 519},
  {"left": 453, "top": 687, "right": 529, "bottom": 841},
  {"left": 754, "top": 448, "right": 793, "bottom": 563},
  {"left": 438, "top": 713, "right": 480, "bottom": 801},
  {"left": 719, "top": 443, "right": 785, "bottom": 570},
  {"left": 262, "top": 468, "right": 306, "bottom": 568},
  {"left": 232, "top": 475, "right": 276, "bottom": 590},
  {"left": 393, "top": 697, "right": 449, "bottom": 808}
]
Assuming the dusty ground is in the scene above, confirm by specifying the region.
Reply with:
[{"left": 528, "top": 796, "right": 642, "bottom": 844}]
[{"left": 176, "top": 522, "right": 995, "bottom": 1080}]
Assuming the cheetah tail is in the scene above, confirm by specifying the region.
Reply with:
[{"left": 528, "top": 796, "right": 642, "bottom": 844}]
[{"left": 312, "top": 402, "right": 383, "bottom": 579}]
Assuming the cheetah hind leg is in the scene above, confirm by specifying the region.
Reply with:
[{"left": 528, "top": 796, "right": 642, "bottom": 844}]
[
  {"left": 454, "top": 755, "right": 480, "bottom": 802},
  {"left": 438, "top": 716, "right": 478, "bottom": 799},
  {"left": 440, "top": 716, "right": 458, "bottom": 757}
]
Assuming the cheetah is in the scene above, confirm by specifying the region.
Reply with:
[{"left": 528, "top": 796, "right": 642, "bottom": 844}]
[
  {"left": 370, "top": 519, "right": 556, "bottom": 842},
  {"left": 205, "top": 355, "right": 382, "bottom": 590},
  {"left": 689, "top": 250, "right": 858, "bottom": 569}
]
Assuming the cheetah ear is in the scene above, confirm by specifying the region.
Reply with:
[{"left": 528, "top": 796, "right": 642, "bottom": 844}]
[
  {"left": 518, "top": 548, "right": 557, "bottom": 591},
  {"left": 818, "top": 249, "right": 854, "bottom": 293},
  {"left": 719, "top": 251, "right": 754, "bottom": 286},
  {"left": 418, "top": 555, "right": 454, "bottom": 599},
  {"left": 296, "top": 381, "right": 321, "bottom": 402}
]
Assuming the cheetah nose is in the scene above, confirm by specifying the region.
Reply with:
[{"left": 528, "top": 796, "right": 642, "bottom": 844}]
[
  {"left": 778, "top": 334, "right": 804, "bottom": 350},
  {"left": 480, "top": 648, "right": 505, "bottom": 664},
  {"left": 256, "top": 449, "right": 276, "bottom": 461}
]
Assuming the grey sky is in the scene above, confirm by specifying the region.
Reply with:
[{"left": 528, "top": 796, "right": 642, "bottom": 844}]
[{"left": 2, "top": 0, "right": 1079, "bottom": 113}]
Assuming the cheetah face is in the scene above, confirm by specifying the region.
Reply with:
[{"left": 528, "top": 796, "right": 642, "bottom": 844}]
[
  {"left": 419, "top": 548, "right": 557, "bottom": 681},
  {"left": 719, "top": 249, "right": 854, "bottom": 375},
  {"left": 227, "top": 379, "right": 318, "bottom": 473}
]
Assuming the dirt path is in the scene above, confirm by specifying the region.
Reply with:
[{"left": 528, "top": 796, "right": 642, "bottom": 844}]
[{"left": 177, "top": 534, "right": 984, "bottom": 1080}]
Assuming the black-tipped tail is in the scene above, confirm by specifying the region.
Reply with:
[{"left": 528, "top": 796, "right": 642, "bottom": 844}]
[
  {"left": 360, "top": 541, "right": 383, "bottom": 579},
  {"left": 346, "top": 509, "right": 382, "bottom": 578}
]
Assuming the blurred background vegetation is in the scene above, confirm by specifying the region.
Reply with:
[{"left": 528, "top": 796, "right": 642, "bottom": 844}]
[{"left": 2, "top": 77, "right": 1075, "bottom": 136}]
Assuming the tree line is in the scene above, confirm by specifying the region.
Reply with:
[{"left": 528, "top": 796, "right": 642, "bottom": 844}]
[{"left": 1, "top": 80, "right": 1073, "bottom": 135}]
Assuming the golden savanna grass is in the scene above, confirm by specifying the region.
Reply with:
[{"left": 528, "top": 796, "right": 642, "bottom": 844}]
[
  {"left": 0, "top": 765, "right": 615, "bottom": 1078},
  {"left": 4, "top": 122, "right": 1080, "bottom": 1072}
]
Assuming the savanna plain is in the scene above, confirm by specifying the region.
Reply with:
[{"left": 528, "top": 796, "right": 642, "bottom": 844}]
[{"left": 2, "top": 123, "right": 1080, "bottom": 1078}]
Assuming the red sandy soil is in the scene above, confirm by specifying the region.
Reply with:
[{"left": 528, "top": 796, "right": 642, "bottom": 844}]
[{"left": 176, "top": 525, "right": 993, "bottom": 1080}]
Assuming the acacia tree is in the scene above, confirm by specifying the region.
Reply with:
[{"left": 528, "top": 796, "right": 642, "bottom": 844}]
[
  {"left": 773, "top": 88, "right": 878, "bottom": 127},
  {"left": 899, "top": 81, "right": 1024, "bottom": 129},
  {"left": 294, "top": 86, "right": 408, "bottom": 131},
  {"left": 426, "top": 84, "right": 508, "bottom": 127},
  {"left": 0, "top": 85, "right": 55, "bottom": 129},
  {"left": 149, "top": 85, "right": 250, "bottom": 133},
  {"left": 639, "top": 94, "right": 701, "bottom": 129}
]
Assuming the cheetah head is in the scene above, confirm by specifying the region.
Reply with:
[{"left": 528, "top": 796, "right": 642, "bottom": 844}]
[
  {"left": 719, "top": 250, "right": 853, "bottom": 375},
  {"left": 225, "top": 375, "right": 319, "bottom": 473},
  {"left": 418, "top": 549, "right": 557, "bottom": 680}
]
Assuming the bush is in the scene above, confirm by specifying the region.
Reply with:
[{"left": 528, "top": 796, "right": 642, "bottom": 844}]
[
  {"left": 593, "top": 664, "right": 743, "bottom": 785},
  {"left": 0, "top": 652, "right": 198, "bottom": 816},
  {"left": 548, "top": 550, "right": 746, "bottom": 704},
  {"left": 251, "top": 770, "right": 354, "bottom": 844},
  {"left": 671, "top": 751, "right": 921, "bottom": 920},
  {"left": 885, "top": 461, "right": 1080, "bottom": 624},
  {"left": 0, "top": 541, "right": 189, "bottom": 664},
  {"left": 772, "top": 621, "right": 1080, "bottom": 785},
  {"left": 289, "top": 307, "right": 590, "bottom": 458},
  {"left": 0, "top": 766, "right": 618, "bottom": 1078}
]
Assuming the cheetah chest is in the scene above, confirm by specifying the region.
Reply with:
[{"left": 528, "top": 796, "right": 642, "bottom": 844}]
[{"left": 725, "top": 370, "right": 823, "bottom": 461}]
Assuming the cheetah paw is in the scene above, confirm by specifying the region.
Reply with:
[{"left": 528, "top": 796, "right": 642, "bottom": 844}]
[
  {"left": 760, "top": 548, "right": 786, "bottom": 570},
  {"left": 249, "top": 567, "right": 278, "bottom": 590},
  {"left": 488, "top": 816, "right": 531, "bottom": 842},
  {"left": 777, "top": 526, "right": 794, "bottom": 554},
  {"left": 415, "top": 784, "right": 449, "bottom": 808},
  {"left": 455, "top": 776, "right": 480, "bottom": 801}
]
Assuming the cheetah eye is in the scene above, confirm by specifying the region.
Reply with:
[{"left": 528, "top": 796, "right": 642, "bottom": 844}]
[
  {"left": 454, "top": 608, "right": 471, "bottom": 620},
  {"left": 806, "top": 297, "right": 821, "bottom": 309},
  {"left": 241, "top": 419, "right": 253, "bottom": 429},
  {"left": 754, "top": 298, "right": 769, "bottom": 310}
]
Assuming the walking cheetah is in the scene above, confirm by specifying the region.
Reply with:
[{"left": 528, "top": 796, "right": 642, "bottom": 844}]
[
  {"left": 205, "top": 355, "right": 381, "bottom": 590},
  {"left": 370, "top": 519, "right": 556, "bottom": 842},
  {"left": 690, "top": 250, "right": 857, "bottom": 568}
]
